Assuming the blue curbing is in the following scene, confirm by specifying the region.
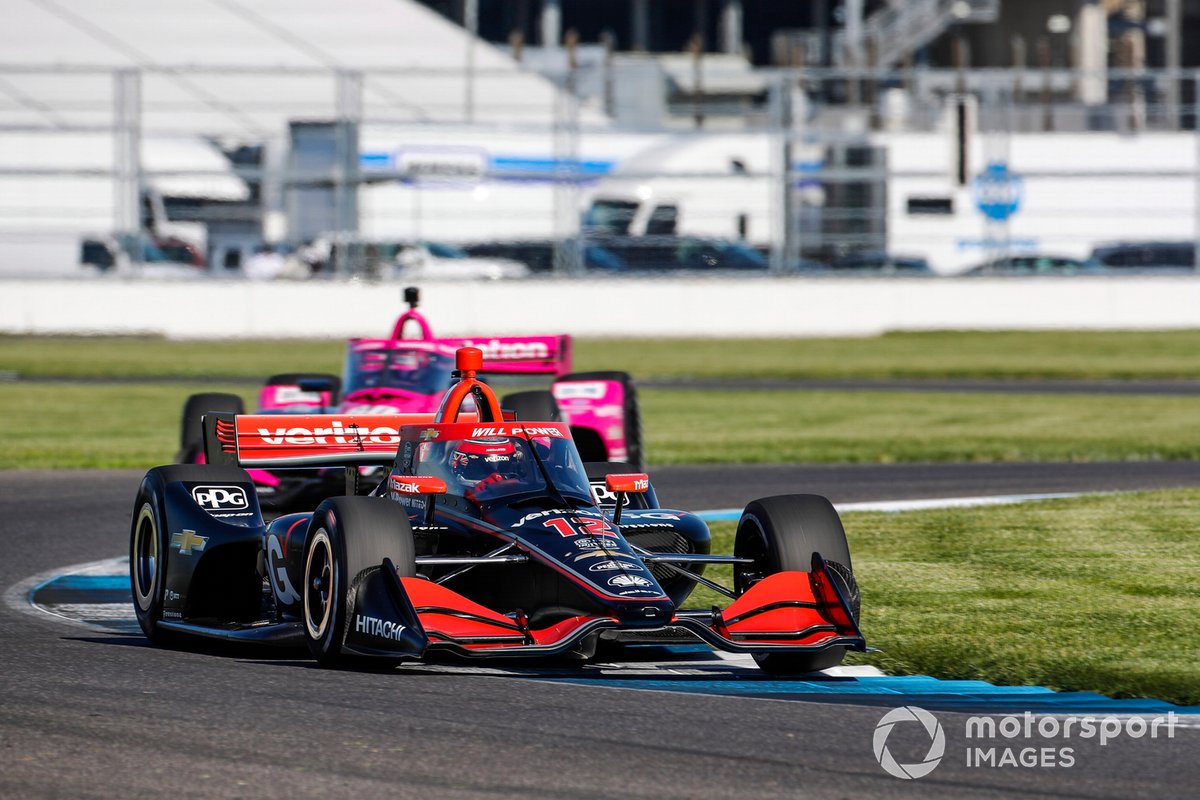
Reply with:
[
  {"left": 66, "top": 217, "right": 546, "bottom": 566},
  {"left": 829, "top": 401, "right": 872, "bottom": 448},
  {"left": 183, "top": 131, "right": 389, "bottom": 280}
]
[
  {"left": 536, "top": 675, "right": 1200, "bottom": 715},
  {"left": 28, "top": 573, "right": 1200, "bottom": 716}
]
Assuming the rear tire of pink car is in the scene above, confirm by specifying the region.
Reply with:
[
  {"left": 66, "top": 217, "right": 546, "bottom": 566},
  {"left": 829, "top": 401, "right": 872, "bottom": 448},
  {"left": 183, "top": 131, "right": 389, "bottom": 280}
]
[
  {"left": 559, "top": 371, "right": 644, "bottom": 471},
  {"left": 500, "top": 390, "right": 562, "bottom": 422},
  {"left": 178, "top": 392, "right": 245, "bottom": 461}
]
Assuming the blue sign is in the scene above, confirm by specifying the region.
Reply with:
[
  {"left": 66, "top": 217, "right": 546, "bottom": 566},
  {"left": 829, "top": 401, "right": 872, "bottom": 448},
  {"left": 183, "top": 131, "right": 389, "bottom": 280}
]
[{"left": 973, "top": 161, "right": 1023, "bottom": 222}]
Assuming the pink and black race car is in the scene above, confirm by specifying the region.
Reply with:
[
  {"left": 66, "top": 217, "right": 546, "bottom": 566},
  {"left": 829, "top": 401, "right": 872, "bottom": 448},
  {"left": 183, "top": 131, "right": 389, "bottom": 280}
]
[{"left": 178, "top": 288, "right": 643, "bottom": 510}]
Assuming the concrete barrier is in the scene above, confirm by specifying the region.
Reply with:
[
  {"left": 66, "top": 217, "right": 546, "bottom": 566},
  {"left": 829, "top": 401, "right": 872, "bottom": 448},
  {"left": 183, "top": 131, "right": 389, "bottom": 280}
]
[{"left": 2, "top": 275, "right": 1198, "bottom": 338}]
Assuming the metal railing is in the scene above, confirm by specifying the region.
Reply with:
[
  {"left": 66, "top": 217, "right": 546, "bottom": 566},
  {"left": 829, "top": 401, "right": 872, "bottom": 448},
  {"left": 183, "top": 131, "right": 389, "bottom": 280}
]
[{"left": 0, "top": 64, "right": 1197, "bottom": 279}]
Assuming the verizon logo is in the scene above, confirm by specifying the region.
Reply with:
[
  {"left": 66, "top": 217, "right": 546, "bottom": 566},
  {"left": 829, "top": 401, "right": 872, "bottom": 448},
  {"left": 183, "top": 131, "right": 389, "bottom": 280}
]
[
  {"left": 256, "top": 420, "right": 399, "bottom": 446},
  {"left": 461, "top": 339, "right": 550, "bottom": 361}
]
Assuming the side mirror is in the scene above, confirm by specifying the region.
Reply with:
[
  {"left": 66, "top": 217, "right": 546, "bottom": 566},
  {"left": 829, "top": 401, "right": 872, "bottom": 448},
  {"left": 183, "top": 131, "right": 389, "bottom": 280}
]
[
  {"left": 390, "top": 475, "right": 447, "bottom": 496},
  {"left": 389, "top": 475, "right": 447, "bottom": 526},
  {"left": 605, "top": 473, "right": 649, "bottom": 524},
  {"left": 298, "top": 377, "right": 336, "bottom": 393},
  {"left": 606, "top": 473, "right": 649, "bottom": 493}
]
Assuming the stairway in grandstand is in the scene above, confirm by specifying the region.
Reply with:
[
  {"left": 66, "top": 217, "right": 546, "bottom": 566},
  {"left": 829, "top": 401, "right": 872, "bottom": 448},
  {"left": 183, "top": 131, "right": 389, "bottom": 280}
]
[{"left": 841, "top": 0, "right": 1000, "bottom": 67}]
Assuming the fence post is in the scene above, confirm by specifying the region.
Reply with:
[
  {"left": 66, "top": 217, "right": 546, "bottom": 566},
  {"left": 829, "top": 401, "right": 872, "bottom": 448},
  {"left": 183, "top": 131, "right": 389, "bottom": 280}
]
[
  {"left": 552, "top": 42, "right": 583, "bottom": 277},
  {"left": 769, "top": 73, "right": 796, "bottom": 274},
  {"left": 1194, "top": 70, "right": 1200, "bottom": 273},
  {"left": 333, "top": 70, "right": 362, "bottom": 277},
  {"left": 464, "top": 0, "right": 478, "bottom": 123},
  {"left": 113, "top": 69, "right": 142, "bottom": 267}
]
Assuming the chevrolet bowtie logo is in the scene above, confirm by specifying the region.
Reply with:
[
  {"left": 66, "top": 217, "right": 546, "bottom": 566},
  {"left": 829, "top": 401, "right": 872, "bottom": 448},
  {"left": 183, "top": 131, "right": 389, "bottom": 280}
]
[
  {"left": 420, "top": 428, "right": 440, "bottom": 441},
  {"left": 171, "top": 529, "right": 208, "bottom": 556}
]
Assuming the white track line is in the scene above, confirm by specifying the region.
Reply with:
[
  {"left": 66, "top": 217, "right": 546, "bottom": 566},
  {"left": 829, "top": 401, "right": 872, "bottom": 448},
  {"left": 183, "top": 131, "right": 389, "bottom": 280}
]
[
  {"left": 696, "top": 492, "right": 1088, "bottom": 521},
  {"left": 3, "top": 556, "right": 131, "bottom": 632}
]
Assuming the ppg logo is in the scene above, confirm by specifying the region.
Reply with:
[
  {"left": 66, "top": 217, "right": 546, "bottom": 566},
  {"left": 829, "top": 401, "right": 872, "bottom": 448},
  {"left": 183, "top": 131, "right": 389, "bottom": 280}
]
[
  {"left": 191, "top": 485, "right": 249, "bottom": 511},
  {"left": 590, "top": 482, "right": 630, "bottom": 508}
]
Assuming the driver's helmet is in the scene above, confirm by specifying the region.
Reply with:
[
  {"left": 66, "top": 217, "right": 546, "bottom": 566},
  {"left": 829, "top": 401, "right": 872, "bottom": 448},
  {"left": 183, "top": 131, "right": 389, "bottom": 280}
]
[{"left": 449, "top": 438, "right": 527, "bottom": 488}]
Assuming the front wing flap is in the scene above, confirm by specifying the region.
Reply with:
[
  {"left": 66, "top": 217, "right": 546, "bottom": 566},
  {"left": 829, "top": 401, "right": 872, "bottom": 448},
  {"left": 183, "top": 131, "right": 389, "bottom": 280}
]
[
  {"left": 339, "top": 555, "right": 863, "bottom": 661},
  {"left": 692, "top": 555, "right": 865, "bottom": 653},
  {"left": 339, "top": 563, "right": 619, "bottom": 659}
]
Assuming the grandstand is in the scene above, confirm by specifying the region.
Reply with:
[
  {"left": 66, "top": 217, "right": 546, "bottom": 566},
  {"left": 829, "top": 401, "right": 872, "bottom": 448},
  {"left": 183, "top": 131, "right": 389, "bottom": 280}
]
[{"left": 0, "top": 0, "right": 601, "bottom": 274}]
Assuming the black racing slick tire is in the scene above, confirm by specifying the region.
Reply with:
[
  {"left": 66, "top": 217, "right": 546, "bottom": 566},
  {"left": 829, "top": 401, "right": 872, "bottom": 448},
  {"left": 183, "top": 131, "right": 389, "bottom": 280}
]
[
  {"left": 128, "top": 463, "right": 251, "bottom": 643},
  {"left": 560, "top": 371, "right": 644, "bottom": 470},
  {"left": 302, "top": 497, "right": 416, "bottom": 668},
  {"left": 178, "top": 392, "right": 245, "bottom": 461},
  {"left": 500, "top": 390, "right": 562, "bottom": 422},
  {"left": 734, "top": 494, "right": 860, "bottom": 675},
  {"left": 130, "top": 483, "right": 170, "bottom": 643}
]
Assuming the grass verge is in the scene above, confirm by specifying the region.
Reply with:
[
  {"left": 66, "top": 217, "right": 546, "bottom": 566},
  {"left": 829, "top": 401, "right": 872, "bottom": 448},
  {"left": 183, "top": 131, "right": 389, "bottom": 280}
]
[
  {"left": 8, "top": 330, "right": 1200, "bottom": 380},
  {"left": 690, "top": 490, "right": 1200, "bottom": 706},
  {"left": 6, "top": 384, "right": 1200, "bottom": 469},
  {"left": 640, "top": 388, "right": 1200, "bottom": 464},
  {"left": 0, "top": 383, "right": 255, "bottom": 469}
]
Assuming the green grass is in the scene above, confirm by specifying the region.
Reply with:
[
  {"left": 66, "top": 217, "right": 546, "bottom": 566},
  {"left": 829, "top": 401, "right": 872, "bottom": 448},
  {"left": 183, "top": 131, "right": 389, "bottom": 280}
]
[
  {"left": 6, "top": 383, "right": 1200, "bottom": 469},
  {"left": 690, "top": 490, "right": 1200, "bottom": 706},
  {"left": 7, "top": 330, "right": 1200, "bottom": 380},
  {"left": 574, "top": 330, "right": 1200, "bottom": 381},
  {"left": 641, "top": 388, "right": 1200, "bottom": 464},
  {"left": 0, "top": 335, "right": 344, "bottom": 380},
  {"left": 0, "top": 383, "right": 255, "bottom": 469}
]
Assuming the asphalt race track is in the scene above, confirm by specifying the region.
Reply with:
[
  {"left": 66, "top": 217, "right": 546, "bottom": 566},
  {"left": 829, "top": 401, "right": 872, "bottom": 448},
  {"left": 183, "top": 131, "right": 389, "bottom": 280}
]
[{"left": 2, "top": 466, "right": 1198, "bottom": 799}]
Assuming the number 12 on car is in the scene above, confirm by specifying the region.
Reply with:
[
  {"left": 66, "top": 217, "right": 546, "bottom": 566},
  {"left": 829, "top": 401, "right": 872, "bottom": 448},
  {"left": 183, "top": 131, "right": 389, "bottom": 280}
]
[{"left": 543, "top": 517, "right": 618, "bottom": 538}]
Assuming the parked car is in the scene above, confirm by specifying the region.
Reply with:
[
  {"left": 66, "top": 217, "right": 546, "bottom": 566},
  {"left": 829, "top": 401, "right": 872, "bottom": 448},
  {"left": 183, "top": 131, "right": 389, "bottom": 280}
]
[
  {"left": 961, "top": 255, "right": 1103, "bottom": 276},
  {"left": 830, "top": 251, "right": 931, "bottom": 274},
  {"left": 464, "top": 237, "right": 768, "bottom": 273},
  {"left": 80, "top": 235, "right": 207, "bottom": 277},
  {"left": 387, "top": 241, "right": 530, "bottom": 280},
  {"left": 1090, "top": 242, "right": 1197, "bottom": 272},
  {"left": 586, "top": 236, "right": 769, "bottom": 272}
]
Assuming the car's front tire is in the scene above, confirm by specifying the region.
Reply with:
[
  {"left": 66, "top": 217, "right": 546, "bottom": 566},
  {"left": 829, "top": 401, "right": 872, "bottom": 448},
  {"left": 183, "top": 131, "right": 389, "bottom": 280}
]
[
  {"left": 734, "top": 494, "right": 860, "bottom": 675},
  {"left": 302, "top": 496, "right": 416, "bottom": 667}
]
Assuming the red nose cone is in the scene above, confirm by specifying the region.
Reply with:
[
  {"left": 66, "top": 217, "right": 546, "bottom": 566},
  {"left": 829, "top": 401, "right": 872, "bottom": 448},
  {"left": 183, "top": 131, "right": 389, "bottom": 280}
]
[{"left": 456, "top": 347, "right": 484, "bottom": 373}]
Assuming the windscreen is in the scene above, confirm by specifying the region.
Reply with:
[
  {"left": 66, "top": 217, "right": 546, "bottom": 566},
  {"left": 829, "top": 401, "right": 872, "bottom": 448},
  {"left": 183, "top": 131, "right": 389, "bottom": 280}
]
[
  {"left": 344, "top": 346, "right": 454, "bottom": 396},
  {"left": 425, "top": 242, "right": 467, "bottom": 259},
  {"left": 414, "top": 434, "right": 592, "bottom": 505},
  {"left": 583, "top": 199, "right": 639, "bottom": 235}
]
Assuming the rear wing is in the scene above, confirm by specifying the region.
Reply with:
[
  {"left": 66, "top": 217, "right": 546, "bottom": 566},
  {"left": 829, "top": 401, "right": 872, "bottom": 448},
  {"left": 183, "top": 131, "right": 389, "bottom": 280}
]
[
  {"left": 433, "top": 335, "right": 571, "bottom": 377},
  {"left": 203, "top": 412, "right": 476, "bottom": 469}
]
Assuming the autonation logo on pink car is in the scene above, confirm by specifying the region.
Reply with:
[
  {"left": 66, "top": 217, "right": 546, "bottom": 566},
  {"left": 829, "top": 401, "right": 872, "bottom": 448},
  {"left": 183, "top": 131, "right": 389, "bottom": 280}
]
[{"left": 459, "top": 339, "right": 550, "bottom": 360}]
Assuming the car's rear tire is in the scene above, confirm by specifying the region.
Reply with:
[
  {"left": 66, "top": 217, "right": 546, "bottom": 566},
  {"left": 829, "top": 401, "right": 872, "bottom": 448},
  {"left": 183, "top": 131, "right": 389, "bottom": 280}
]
[
  {"left": 559, "top": 371, "right": 644, "bottom": 470},
  {"left": 178, "top": 392, "right": 245, "bottom": 461},
  {"left": 302, "top": 497, "right": 416, "bottom": 668},
  {"left": 734, "top": 494, "right": 860, "bottom": 675},
  {"left": 130, "top": 485, "right": 170, "bottom": 643},
  {"left": 500, "top": 390, "right": 561, "bottom": 422}
]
